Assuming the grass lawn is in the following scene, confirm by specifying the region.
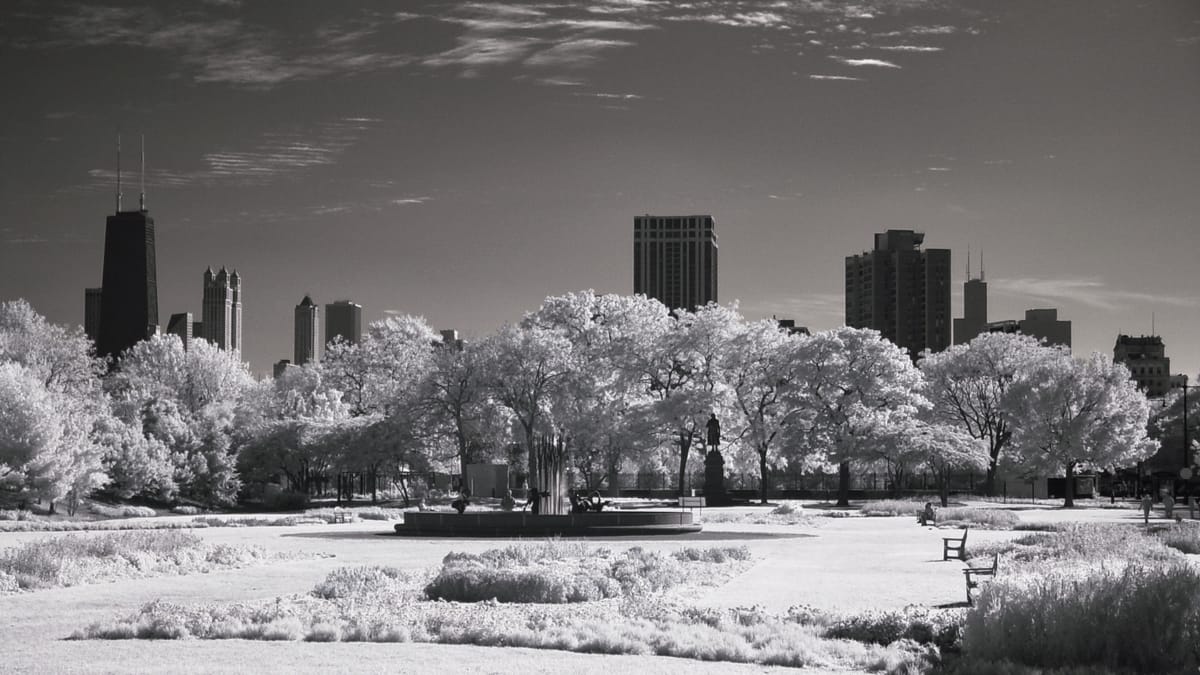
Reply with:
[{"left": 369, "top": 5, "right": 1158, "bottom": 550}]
[{"left": 0, "top": 499, "right": 1186, "bottom": 673}]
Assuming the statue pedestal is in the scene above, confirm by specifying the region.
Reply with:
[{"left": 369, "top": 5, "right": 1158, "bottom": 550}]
[{"left": 704, "top": 449, "right": 732, "bottom": 506}]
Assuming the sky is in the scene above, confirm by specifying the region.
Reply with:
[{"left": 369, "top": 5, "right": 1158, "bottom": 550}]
[{"left": 1, "top": 0, "right": 1197, "bottom": 378}]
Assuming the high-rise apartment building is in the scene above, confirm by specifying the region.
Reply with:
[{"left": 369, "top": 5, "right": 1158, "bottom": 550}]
[
  {"left": 953, "top": 252, "right": 987, "bottom": 345},
  {"left": 294, "top": 295, "right": 320, "bottom": 365},
  {"left": 84, "top": 287, "right": 102, "bottom": 343},
  {"left": 633, "top": 214, "right": 718, "bottom": 311},
  {"left": 1114, "top": 334, "right": 1172, "bottom": 398},
  {"left": 166, "top": 312, "right": 194, "bottom": 350},
  {"left": 201, "top": 267, "right": 241, "bottom": 351},
  {"left": 845, "top": 230, "right": 951, "bottom": 358},
  {"left": 325, "top": 300, "right": 363, "bottom": 346}
]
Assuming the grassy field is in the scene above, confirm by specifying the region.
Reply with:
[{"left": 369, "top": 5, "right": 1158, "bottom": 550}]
[{"left": 0, "top": 498, "right": 1189, "bottom": 674}]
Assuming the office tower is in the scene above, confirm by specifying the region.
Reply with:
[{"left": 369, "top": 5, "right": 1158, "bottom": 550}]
[
  {"left": 986, "top": 308, "right": 1072, "bottom": 350},
  {"left": 97, "top": 137, "right": 158, "bottom": 361},
  {"left": 953, "top": 251, "right": 987, "bottom": 345},
  {"left": 1019, "top": 309, "right": 1071, "bottom": 350},
  {"left": 439, "top": 329, "right": 465, "bottom": 351},
  {"left": 294, "top": 295, "right": 320, "bottom": 365},
  {"left": 84, "top": 287, "right": 102, "bottom": 343},
  {"left": 325, "top": 300, "right": 363, "bottom": 346},
  {"left": 845, "top": 229, "right": 951, "bottom": 358},
  {"left": 1114, "top": 335, "right": 1171, "bottom": 398},
  {"left": 633, "top": 214, "right": 718, "bottom": 311},
  {"left": 273, "top": 360, "right": 293, "bottom": 378},
  {"left": 166, "top": 312, "right": 194, "bottom": 350},
  {"left": 201, "top": 266, "right": 240, "bottom": 351},
  {"left": 230, "top": 271, "right": 242, "bottom": 352}
]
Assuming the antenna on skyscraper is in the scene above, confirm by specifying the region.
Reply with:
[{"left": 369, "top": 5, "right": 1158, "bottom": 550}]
[
  {"left": 966, "top": 245, "right": 971, "bottom": 280},
  {"left": 980, "top": 247, "right": 985, "bottom": 282},
  {"left": 139, "top": 135, "right": 147, "bottom": 212},
  {"left": 115, "top": 132, "right": 123, "bottom": 213},
  {"left": 1152, "top": 312, "right": 1156, "bottom": 336}
]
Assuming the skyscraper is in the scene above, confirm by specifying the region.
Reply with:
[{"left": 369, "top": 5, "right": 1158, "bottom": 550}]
[
  {"left": 201, "top": 267, "right": 241, "bottom": 351},
  {"left": 84, "top": 287, "right": 102, "bottom": 343},
  {"left": 325, "top": 300, "right": 363, "bottom": 346},
  {"left": 633, "top": 214, "right": 718, "bottom": 311},
  {"left": 953, "top": 251, "right": 987, "bottom": 345},
  {"left": 1114, "top": 334, "right": 1172, "bottom": 398},
  {"left": 845, "top": 229, "right": 951, "bottom": 358},
  {"left": 166, "top": 312, "right": 194, "bottom": 350},
  {"left": 294, "top": 295, "right": 320, "bottom": 365},
  {"left": 97, "top": 137, "right": 158, "bottom": 362}
]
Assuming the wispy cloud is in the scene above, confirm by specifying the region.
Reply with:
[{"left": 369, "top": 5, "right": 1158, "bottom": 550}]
[
  {"left": 876, "top": 44, "right": 943, "bottom": 52},
  {"left": 832, "top": 56, "right": 901, "bottom": 68},
  {"left": 991, "top": 277, "right": 1200, "bottom": 312},
  {"left": 525, "top": 38, "right": 635, "bottom": 68},
  {"left": 809, "top": 74, "right": 863, "bottom": 81},
  {"left": 82, "top": 117, "right": 381, "bottom": 190},
  {"left": 742, "top": 293, "right": 845, "bottom": 325}
]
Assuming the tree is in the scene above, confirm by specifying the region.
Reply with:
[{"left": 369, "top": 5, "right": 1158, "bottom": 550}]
[
  {"left": 479, "top": 324, "right": 575, "bottom": 484},
  {"left": 525, "top": 291, "right": 660, "bottom": 495},
  {"left": 623, "top": 302, "right": 736, "bottom": 498},
  {"left": 323, "top": 315, "right": 438, "bottom": 417},
  {"left": 1005, "top": 351, "right": 1157, "bottom": 507},
  {"left": 417, "top": 343, "right": 505, "bottom": 478},
  {"left": 783, "top": 327, "right": 926, "bottom": 506},
  {"left": 0, "top": 301, "right": 109, "bottom": 512},
  {"left": 722, "top": 318, "right": 794, "bottom": 503},
  {"left": 919, "top": 332, "right": 1048, "bottom": 496},
  {"left": 872, "top": 420, "right": 989, "bottom": 506},
  {"left": 107, "top": 335, "right": 255, "bottom": 505}
]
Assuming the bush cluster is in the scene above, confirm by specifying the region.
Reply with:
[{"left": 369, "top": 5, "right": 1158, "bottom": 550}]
[
  {"left": 90, "top": 503, "right": 158, "bottom": 519},
  {"left": 960, "top": 561, "right": 1200, "bottom": 673},
  {"left": 0, "top": 530, "right": 267, "bottom": 592}
]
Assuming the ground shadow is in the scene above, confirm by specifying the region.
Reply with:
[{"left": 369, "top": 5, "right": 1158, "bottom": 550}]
[{"left": 281, "top": 530, "right": 816, "bottom": 542}]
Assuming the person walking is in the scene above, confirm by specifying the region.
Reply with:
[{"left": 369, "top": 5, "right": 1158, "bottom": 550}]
[{"left": 1141, "top": 492, "right": 1153, "bottom": 525}]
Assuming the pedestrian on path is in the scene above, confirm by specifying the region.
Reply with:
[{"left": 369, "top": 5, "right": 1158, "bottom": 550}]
[{"left": 1141, "top": 493, "right": 1153, "bottom": 525}]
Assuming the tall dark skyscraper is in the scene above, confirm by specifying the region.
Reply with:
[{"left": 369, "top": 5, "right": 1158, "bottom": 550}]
[
  {"left": 633, "top": 214, "right": 718, "bottom": 311},
  {"left": 845, "top": 229, "right": 951, "bottom": 358},
  {"left": 96, "top": 138, "right": 158, "bottom": 362},
  {"left": 84, "top": 287, "right": 102, "bottom": 343},
  {"left": 294, "top": 295, "right": 319, "bottom": 365},
  {"left": 325, "top": 300, "right": 362, "bottom": 346},
  {"left": 953, "top": 251, "right": 987, "bottom": 345}
]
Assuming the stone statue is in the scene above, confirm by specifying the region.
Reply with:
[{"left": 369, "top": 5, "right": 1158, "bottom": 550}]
[{"left": 706, "top": 413, "right": 721, "bottom": 449}]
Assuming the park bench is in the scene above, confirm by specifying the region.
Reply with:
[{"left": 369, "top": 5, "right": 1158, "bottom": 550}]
[
  {"left": 964, "top": 552, "right": 1000, "bottom": 605},
  {"left": 943, "top": 526, "right": 968, "bottom": 561},
  {"left": 678, "top": 495, "right": 706, "bottom": 512},
  {"left": 331, "top": 509, "right": 351, "bottom": 524}
]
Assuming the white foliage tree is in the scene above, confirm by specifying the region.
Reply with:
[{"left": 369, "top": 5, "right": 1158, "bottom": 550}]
[
  {"left": 783, "top": 327, "right": 926, "bottom": 506},
  {"left": 919, "top": 332, "right": 1050, "bottom": 495},
  {"left": 1005, "top": 351, "right": 1157, "bottom": 507}
]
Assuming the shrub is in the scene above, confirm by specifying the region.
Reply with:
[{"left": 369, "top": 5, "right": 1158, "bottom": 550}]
[
  {"left": 1158, "top": 522, "right": 1200, "bottom": 555},
  {"left": 824, "top": 607, "right": 963, "bottom": 651},
  {"left": 961, "top": 561, "right": 1200, "bottom": 673},
  {"left": 90, "top": 504, "right": 158, "bottom": 519},
  {"left": 673, "top": 546, "right": 752, "bottom": 563},
  {"left": 171, "top": 505, "right": 202, "bottom": 515},
  {"left": 861, "top": 500, "right": 926, "bottom": 517},
  {"left": 935, "top": 508, "right": 1019, "bottom": 529},
  {"left": 0, "top": 530, "right": 269, "bottom": 592},
  {"left": 313, "top": 566, "right": 411, "bottom": 599},
  {"left": 771, "top": 501, "right": 802, "bottom": 515}
]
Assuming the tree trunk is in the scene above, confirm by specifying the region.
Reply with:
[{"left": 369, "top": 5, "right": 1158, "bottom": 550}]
[
  {"left": 677, "top": 431, "right": 692, "bottom": 498},
  {"left": 836, "top": 461, "right": 851, "bottom": 507},
  {"left": 759, "top": 449, "right": 769, "bottom": 504},
  {"left": 1064, "top": 462, "right": 1075, "bottom": 508},
  {"left": 606, "top": 463, "right": 621, "bottom": 498},
  {"left": 985, "top": 461, "right": 997, "bottom": 497},
  {"left": 939, "top": 469, "right": 950, "bottom": 507}
]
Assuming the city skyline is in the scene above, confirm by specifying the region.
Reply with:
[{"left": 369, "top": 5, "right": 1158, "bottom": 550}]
[{"left": 0, "top": 1, "right": 1197, "bottom": 376}]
